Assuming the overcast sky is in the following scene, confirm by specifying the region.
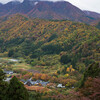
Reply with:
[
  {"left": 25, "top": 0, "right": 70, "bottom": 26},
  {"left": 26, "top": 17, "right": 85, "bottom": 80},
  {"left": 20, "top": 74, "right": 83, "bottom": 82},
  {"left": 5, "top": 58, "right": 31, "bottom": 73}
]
[{"left": 0, "top": 0, "right": 100, "bottom": 13}]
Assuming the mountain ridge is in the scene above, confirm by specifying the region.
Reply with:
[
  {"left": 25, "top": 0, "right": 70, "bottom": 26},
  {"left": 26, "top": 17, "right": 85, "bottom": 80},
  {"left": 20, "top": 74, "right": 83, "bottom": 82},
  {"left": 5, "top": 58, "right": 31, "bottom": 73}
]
[
  {"left": 0, "top": 0, "right": 100, "bottom": 24},
  {"left": 84, "top": 10, "right": 100, "bottom": 19}
]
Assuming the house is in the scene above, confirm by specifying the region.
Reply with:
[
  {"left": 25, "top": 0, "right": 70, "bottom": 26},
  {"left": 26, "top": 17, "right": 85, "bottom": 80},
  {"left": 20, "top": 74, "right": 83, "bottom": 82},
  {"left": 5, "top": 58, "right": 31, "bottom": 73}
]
[
  {"left": 57, "top": 84, "right": 65, "bottom": 88},
  {"left": 4, "top": 78, "right": 11, "bottom": 82},
  {"left": 22, "top": 79, "right": 37, "bottom": 86},
  {"left": 35, "top": 80, "right": 49, "bottom": 86},
  {"left": 40, "top": 81, "right": 48, "bottom": 86},
  {"left": 47, "top": 83, "right": 56, "bottom": 88},
  {"left": 72, "top": 86, "right": 74, "bottom": 89},
  {"left": 25, "top": 80, "right": 33, "bottom": 86},
  {"left": 21, "top": 79, "right": 49, "bottom": 86},
  {"left": 20, "top": 79, "right": 26, "bottom": 83}
]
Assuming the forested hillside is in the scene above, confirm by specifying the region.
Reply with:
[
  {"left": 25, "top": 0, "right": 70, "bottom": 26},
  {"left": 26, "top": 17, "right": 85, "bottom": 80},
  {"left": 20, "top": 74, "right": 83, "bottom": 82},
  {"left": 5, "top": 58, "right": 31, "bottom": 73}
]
[
  {"left": 96, "top": 22, "right": 100, "bottom": 29},
  {"left": 0, "top": 14, "right": 100, "bottom": 68},
  {"left": 0, "top": 14, "right": 100, "bottom": 100}
]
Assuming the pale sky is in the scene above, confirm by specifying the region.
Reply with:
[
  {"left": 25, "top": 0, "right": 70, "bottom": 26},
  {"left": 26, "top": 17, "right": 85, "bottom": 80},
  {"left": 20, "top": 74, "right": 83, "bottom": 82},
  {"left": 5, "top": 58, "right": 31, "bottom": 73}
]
[{"left": 0, "top": 0, "right": 100, "bottom": 13}]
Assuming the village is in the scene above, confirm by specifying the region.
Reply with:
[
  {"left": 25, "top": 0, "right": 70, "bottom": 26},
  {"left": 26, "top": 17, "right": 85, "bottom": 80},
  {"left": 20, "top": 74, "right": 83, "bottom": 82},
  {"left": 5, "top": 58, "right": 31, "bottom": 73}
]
[
  {"left": 0, "top": 57, "right": 76, "bottom": 98},
  {"left": 0, "top": 57, "right": 75, "bottom": 93},
  {"left": 3, "top": 69, "right": 66, "bottom": 90}
]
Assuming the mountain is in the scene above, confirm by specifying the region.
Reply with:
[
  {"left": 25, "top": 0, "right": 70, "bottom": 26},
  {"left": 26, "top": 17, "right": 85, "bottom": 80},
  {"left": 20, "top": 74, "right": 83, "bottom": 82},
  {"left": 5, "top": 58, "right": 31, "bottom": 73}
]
[
  {"left": 0, "top": 3, "right": 3, "bottom": 6},
  {"left": 0, "top": 14, "right": 99, "bottom": 66},
  {"left": 0, "top": 0, "right": 99, "bottom": 23},
  {"left": 27, "top": 1, "right": 95, "bottom": 23},
  {"left": 84, "top": 10, "right": 100, "bottom": 19},
  {"left": 0, "top": 1, "right": 20, "bottom": 16}
]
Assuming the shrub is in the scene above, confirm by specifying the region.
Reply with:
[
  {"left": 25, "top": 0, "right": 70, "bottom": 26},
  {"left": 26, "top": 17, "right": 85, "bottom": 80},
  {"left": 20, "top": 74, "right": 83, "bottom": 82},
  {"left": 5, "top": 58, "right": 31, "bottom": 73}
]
[{"left": 60, "top": 54, "right": 71, "bottom": 64}]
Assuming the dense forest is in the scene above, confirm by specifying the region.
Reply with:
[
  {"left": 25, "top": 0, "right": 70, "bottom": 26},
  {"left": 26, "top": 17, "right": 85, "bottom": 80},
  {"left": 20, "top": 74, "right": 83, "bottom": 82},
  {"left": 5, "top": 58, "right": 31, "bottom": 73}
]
[{"left": 0, "top": 14, "right": 100, "bottom": 67}]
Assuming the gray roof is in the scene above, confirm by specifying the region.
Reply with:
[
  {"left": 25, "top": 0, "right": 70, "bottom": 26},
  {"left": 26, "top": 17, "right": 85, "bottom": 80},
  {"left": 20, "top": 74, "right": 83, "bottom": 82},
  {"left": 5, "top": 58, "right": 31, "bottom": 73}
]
[
  {"left": 4, "top": 78, "right": 11, "bottom": 82},
  {"left": 20, "top": 79, "right": 26, "bottom": 83},
  {"left": 23, "top": 79, "right": 49, "bottom": 86}
]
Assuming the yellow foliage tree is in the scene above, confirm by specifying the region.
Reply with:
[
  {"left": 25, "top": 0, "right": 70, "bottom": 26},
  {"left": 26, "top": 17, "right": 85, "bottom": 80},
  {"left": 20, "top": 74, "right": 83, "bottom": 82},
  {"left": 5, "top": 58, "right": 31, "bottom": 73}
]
[{"left": 66, "top": 65, "right": 75, "bottom": 73}]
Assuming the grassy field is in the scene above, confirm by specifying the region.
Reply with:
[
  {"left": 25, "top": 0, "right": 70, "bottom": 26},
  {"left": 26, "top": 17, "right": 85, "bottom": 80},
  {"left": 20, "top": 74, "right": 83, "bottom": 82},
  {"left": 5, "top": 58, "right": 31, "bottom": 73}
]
[{"left": 0, "top": 57, "right": 31, "bottom": 71}]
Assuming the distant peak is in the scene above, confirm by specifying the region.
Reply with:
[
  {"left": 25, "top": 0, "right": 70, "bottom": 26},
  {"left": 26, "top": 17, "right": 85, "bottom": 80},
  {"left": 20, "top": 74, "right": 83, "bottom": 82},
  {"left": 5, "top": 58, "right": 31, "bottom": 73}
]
[
  {"left": 23, "top": 0, "right": 66, "bottom": 3},
  {"left": 24, "top": 0, "right": 40, "bottom": 2},
  {"left": 7, "top": 1, "right": 21, "bottom": 5},
  {"left": 0, "top": 2, "right": 3, "bottom": 5},
  {"left": 34, "top": 2, "right": 39, "bottom": 5}
]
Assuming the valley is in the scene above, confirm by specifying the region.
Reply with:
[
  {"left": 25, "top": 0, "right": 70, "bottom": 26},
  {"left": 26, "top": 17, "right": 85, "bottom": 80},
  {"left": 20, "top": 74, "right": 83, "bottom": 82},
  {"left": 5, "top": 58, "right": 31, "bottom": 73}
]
[
  {"left": 0, "top": 56, "right": 79, "bottom": 100},
  {"left": 0, "top": 8, "right": 99, "bottom": 100}
]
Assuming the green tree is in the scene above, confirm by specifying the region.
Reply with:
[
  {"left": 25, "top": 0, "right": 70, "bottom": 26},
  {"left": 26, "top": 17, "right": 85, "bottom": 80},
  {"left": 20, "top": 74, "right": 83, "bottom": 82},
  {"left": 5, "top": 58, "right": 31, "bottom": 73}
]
[
  {"left": 0, "top": 69, "right": 8, "bottom": 100},
  {"left": 42, "top": 44, "right": 62, "bottom": 54},
  {"left": 48, "top": 34, "right": 57, "bottom": 42},
  {"left": 60, "top": 54, "right": 71, "bottom": 64},
  {"left": 6, "top": 76, "right": 29, "bottom": 100},
  {"left": 76, "top": 62, "right": 86, "bottom": 73},
  {"left": 8, "top": 49, "right": 14, "bottom": 57},
  {"left": 96, "top": 22, "right": 100, "bottom": 29},
  {"left": 79, "top": 62, "right": 100, "bottom": 88},
  {"left": 29, "top": 91, "right": 41, "bottom": 100}
]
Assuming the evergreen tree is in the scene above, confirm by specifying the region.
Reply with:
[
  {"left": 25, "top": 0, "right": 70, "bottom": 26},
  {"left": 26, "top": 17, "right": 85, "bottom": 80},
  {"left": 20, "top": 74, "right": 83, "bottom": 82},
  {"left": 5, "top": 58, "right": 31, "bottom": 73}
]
[
  {"left": 8, "top": 49, "right": 14, "bottom": 57},
  {"left": 0, "top": 69, "right": 8, "bottom": 100},
  {"left": 60, "top": 54, "right": 71, "bottom": 64},
  {"left": 79, "top": 62, "right": 100, "bottom": 88},
  {"left": 6, "top": 76, "right": 29, "bottom": 100}
]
